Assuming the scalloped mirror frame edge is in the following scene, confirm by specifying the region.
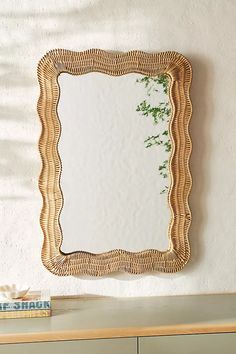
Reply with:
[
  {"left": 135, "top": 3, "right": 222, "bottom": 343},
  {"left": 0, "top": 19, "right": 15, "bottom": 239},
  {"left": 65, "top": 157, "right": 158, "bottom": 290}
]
[{"left": 37, "top": 49, "right": 192, "bottom": 276}]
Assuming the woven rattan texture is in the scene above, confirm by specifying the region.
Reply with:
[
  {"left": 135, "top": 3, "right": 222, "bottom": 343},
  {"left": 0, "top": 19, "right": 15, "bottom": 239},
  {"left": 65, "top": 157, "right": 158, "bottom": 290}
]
[{"left": 37, "top": 49, "right": 192, "bottom": 276}]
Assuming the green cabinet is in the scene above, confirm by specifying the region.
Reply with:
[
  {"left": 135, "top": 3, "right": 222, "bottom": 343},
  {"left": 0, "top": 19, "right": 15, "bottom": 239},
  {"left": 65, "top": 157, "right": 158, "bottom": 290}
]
[
  {"left": 1, "top": 296, "right": 236, "bottom": 354},
  {"left": 2, "top": 334, "right": 236, "bottom": 354},
  {"left": 0, "top": 338, "right": 136, "bottom": 354},
  {"left": 139, "top": 333, "right": 236, "bottom": 354}
]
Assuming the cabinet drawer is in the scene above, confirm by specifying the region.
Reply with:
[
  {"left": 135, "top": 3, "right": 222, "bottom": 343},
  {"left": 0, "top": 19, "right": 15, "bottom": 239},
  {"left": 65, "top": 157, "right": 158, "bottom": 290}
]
[
  {"left": 0, "top": 337, "right": 136, "bottom": 354},
  {"left": 139, "top": 333, "right": 236, "bottom": 354}
]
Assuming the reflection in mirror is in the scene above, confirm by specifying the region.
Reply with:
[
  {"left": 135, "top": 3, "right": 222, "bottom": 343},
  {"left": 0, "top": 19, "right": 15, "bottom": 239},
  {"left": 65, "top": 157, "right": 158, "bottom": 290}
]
[{"left": 58, "top": 72, "right": 172, "bottom": 253}]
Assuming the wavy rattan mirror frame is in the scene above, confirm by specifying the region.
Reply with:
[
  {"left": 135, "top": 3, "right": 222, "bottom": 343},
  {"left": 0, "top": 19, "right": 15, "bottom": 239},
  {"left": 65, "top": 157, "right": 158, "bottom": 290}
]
[{"left": 37, "top": 49, "right": 192, "bottom": 276}]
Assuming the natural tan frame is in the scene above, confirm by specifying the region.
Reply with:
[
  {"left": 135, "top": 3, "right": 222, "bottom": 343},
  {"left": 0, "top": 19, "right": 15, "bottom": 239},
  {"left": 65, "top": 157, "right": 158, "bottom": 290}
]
[{"left": 37, "top": 49, "right": 192, "bottom": 276}]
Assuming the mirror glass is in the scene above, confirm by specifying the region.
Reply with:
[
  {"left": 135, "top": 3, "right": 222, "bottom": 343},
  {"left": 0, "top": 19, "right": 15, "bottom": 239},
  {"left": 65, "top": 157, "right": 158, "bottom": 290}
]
[{"left": 58, "top": 72, "right": 172, "bottom": 253}]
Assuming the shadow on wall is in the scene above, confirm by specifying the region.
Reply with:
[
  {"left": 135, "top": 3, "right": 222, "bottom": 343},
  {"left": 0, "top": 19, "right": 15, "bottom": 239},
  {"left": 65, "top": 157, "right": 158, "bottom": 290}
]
[
  {"left": 0, "top": 0, "right": 153, "bottom": 30},
  {"left": 0, "top": 63, "right": 35, "bottom": 88},
  {"left": 0, "top": 139, "right": 38, "bottom": 199},
  {"left": 187, "top": 53, "right": 213, "bottom": 272},
  {"left": 0, "top": 59, "right": 38, "bottom": 198},
  {"left": 0, "top": 0, "right": 153, "bottom": 202},
  {"left": 0, "top": 29, "right": 40, "bottom": 200},
  {"left": 74, "top": 54, "right": 214, "bottom": 281},
  {"left": 0, "top": 0, "right": 164, "bottom": 57}
]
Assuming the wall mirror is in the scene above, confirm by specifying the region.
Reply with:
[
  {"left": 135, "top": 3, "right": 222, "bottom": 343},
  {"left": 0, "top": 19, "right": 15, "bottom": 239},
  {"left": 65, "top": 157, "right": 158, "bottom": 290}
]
[{"left": 37, "top": 49, "right": 192, "bottom": 276}]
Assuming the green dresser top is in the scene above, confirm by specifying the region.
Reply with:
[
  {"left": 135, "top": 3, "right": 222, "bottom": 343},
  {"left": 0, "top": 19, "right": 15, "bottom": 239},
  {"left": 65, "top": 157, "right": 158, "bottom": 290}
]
[{"left": 1, "top": 294, "right": 236, "bottom": 344}]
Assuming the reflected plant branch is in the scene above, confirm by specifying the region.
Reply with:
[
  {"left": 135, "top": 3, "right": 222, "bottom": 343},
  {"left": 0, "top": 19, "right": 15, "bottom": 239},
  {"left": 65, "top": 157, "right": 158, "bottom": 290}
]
[{"left": 136, "top": 74, "right": 171, "bottom": 194}]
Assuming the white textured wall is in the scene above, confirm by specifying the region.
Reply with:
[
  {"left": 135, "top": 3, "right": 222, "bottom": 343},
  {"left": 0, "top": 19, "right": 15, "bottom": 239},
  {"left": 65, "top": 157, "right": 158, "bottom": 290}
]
[{"left": 1, "top": 0, "right": 236, "bottom": 296}]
